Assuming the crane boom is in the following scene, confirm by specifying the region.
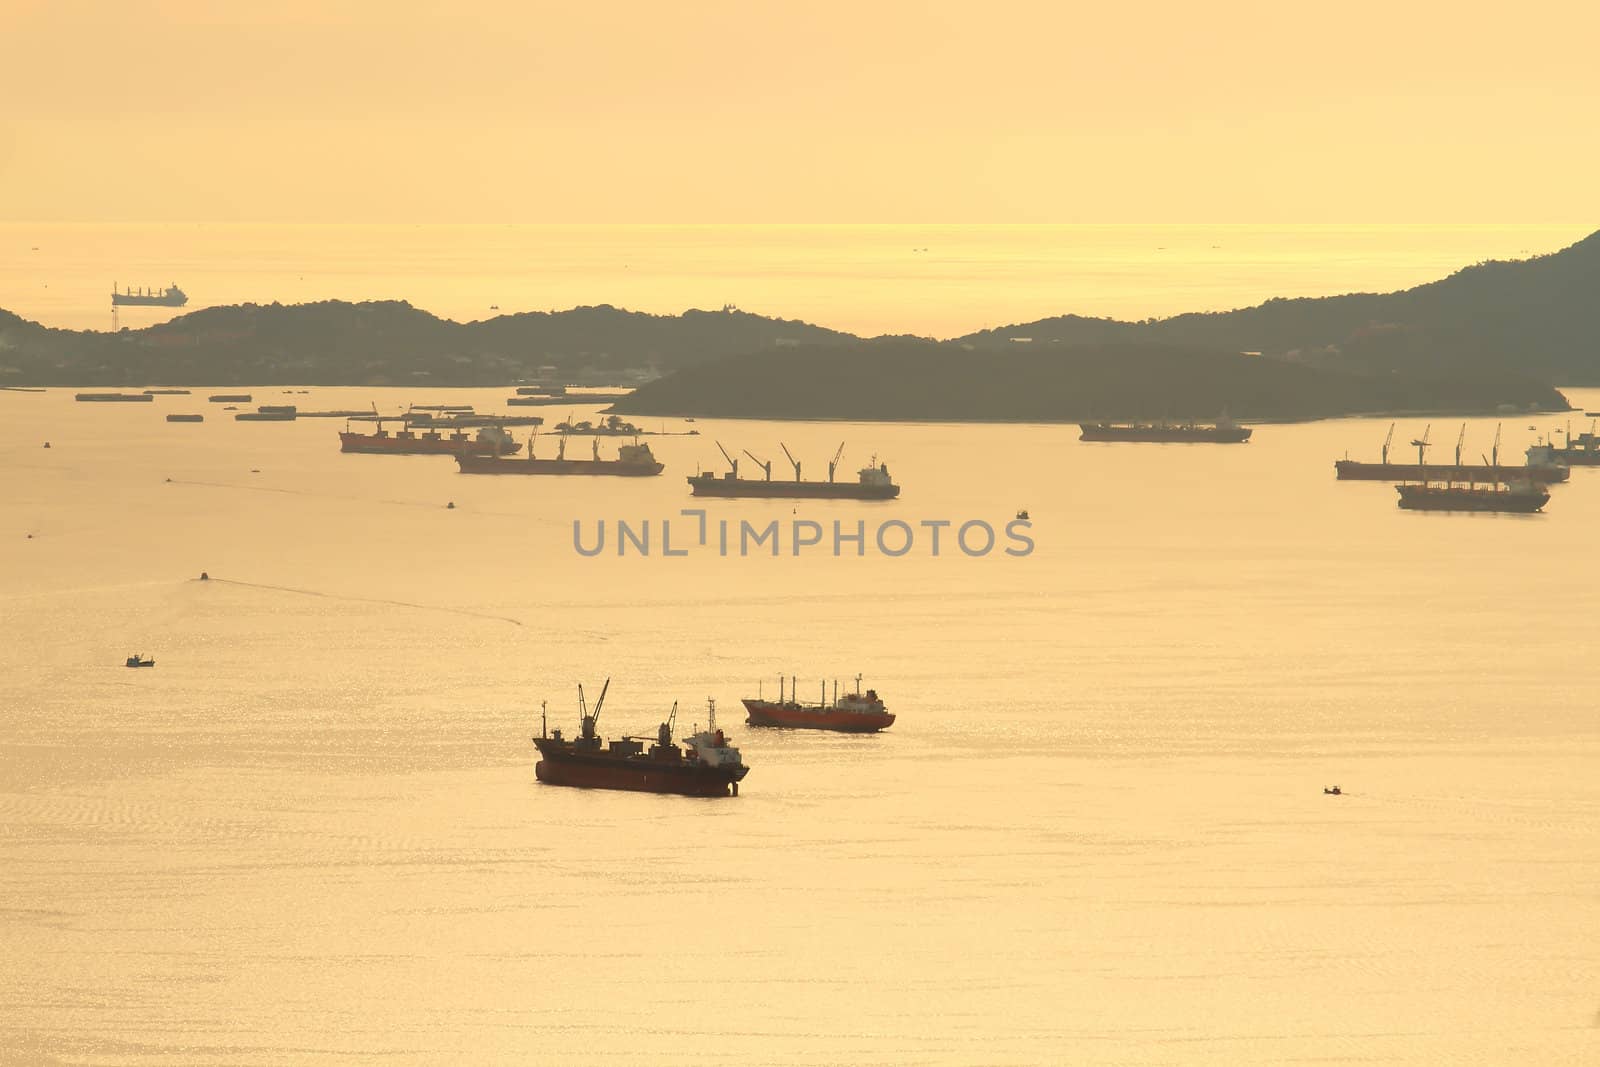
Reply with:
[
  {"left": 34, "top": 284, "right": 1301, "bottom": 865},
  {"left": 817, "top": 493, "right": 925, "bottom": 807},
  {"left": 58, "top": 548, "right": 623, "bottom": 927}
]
[
  {"left": 780, "top": 442, "right": 802, "bottom": 480},
  {"left": 828, "top": 442, "right": 845, "bottom": 482},
  {"left": 715, "top": 440, "right": 738, "bottom": 476},
  {"left": 1454, "top": 423, "right": 1466, "bottom": 466},
  {"left": 1381, "top": 422, "right": 1395, "bottom": 464},
  {"left": 742, "top": 449, "right": 772, "bottom": 480}
]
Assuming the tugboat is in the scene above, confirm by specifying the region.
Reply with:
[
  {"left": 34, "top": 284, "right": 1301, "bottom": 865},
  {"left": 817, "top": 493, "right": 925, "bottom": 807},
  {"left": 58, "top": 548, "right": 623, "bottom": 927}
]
[
  {"left": 743, "top": 675, "right": 896, "bottom": 733},
  {"left": 1395, "top": 480, "right": 1549, "bottom": 513},
  {"left": 456, "top": 435, "right": 664, "bottom": 476},
  {"left": 687, "top": 442, "right": 900, "bottom": 499},
  {"left": 125, "top": 654, "right": 154, "bottom": 668},
  {"left": 1079, "top": 414, "right": 1251, "bottom": 443},
  {"left": 340, "top": 416, "right": 519, "bottom": 457},
  {"left": 533, "top": 681, "right": 749, "bottom": 797}
]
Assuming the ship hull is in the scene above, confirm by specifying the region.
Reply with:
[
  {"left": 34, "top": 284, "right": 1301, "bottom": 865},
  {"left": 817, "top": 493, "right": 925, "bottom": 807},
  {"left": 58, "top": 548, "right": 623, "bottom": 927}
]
[
  {"left": 534, "top": 752, "right": 742, "bottom": 797},
  {"left": 687, "top": 477, "right": 900, "bottom": 499},
  {"left": 742, "top": 700, "right": 895, "bottom": 732},
  {"left": 1551, "top": 450, "right": 1600, "bottom": 466},
  {"left": 1079, "top": 424, "right": 1252, "bottom": 443},
  {"left": 1336, "top": 460, "right": 1568, "bottom": 483},
  {"left": 340, "top": 432, "right": 519, "bottom": 456},
  {"left": 111, "top": 295, "right": 187, "bottom": 307},
  {"left": 457, "top": 455, "right": 663, "bottom": 476},
  {"left": 1395, "top": 486, "right": 1548, "bottom": 513}
]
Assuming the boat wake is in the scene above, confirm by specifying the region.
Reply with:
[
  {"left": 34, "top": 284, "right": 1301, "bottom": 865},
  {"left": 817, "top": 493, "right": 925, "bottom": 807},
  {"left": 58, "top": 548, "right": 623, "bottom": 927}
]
[{"left": 202, "top": 577, "right": 524, "bottom": 627}]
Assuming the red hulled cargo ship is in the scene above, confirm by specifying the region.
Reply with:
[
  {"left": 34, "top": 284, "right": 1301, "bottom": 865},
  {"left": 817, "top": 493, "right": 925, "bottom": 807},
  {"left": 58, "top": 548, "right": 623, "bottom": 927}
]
[
  {"left": 743, "top": 675, "right": 895, "bottom": 733},
  {"left": 533, "top": 682, "right": 749, "bottom": 797}
]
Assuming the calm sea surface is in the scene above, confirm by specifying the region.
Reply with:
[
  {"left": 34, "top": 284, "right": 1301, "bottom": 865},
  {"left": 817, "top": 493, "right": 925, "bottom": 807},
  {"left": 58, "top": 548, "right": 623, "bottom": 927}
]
[
  {"left": 0, "top": 223, "right": 1592, "bottom": 337},
  {"left": 2, "top": 388, "right": 1597, "bottom": 1064}
]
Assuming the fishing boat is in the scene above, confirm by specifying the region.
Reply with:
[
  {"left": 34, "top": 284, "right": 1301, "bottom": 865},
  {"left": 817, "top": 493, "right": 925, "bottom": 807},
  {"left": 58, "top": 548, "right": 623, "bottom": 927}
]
[
  {"left": 533, "top": 682, "right": 749, "bottom": 797},
  {"left": 125, "top": 654, "right": 154, "bottom": 668}
]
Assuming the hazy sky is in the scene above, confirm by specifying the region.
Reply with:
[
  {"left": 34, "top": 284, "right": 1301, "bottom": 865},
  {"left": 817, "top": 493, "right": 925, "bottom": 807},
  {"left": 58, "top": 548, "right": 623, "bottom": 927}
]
[{"left": 5, "top": 0, "right": 1596, "bottom": 222}]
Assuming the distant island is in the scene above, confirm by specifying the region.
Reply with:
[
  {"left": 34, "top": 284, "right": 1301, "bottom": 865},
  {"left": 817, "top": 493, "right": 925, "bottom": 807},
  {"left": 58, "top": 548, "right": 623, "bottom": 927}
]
[{"left": 1, "top": 228, "right": 1595, "bottom": 421}]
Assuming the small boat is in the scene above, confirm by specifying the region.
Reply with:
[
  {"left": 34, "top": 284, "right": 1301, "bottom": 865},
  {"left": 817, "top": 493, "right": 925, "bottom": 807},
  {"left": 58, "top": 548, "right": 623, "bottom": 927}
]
[
  {"left": 1016, "top": 509, "right": 1030, "bottom": 520},
  {"left": 1323, "top": 786, "right": 1342, "bottom": 796},
  {"left": 125, "top": 654, "right": 154, "bottom": 668}
]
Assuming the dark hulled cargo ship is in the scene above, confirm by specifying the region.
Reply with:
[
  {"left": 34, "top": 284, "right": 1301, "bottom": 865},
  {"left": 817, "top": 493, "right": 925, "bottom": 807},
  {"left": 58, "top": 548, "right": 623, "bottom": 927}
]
[
  {"left": 743, "top": 675, "right": 895, "bottom": 733},
  {"left": 1079, "top": 417, "right": 1251, "bottom": 443},
  {"left": 687, "top": 441, "right": 899, "bottom": 499},
  {"left": 1335, "top": 423, "right": 1569, "bottom": 483},
  {"left": 112, "top": 283, "right": 187, "bottom": 307},
  {"left": 533, "top": 682, "right": 749, "bottom": 797},
  {"left": 1395, "top": 482, "right": 1549, "bottom": 513},
  {"left": 455, "top": 438, "right": 663, "bottom": 475}
]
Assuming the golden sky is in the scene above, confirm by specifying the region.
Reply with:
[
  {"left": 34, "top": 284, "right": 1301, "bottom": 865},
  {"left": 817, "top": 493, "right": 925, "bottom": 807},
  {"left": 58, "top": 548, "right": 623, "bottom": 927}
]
[{"left": 4, "top": 0, "right": 1596, "bottom": 222}]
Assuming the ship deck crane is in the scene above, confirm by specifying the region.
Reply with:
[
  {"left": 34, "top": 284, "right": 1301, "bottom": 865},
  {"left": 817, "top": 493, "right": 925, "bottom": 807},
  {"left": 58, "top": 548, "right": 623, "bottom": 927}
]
[
  {"left": 578, "top": 677, "right": 610, "bottom": 742},
  {"left": 715, "top": 441, "right": 738, "bottom": 478},
  {"left": 827, "top": 442, "right": 845, "bottom": 483},
  {"left": 780, "top": 442, "right": 802, "bottom": 481},
  {"left": 1454, "top": 423, "right": 1467, "bottom": 466},
  {"left": 1410, "top": 424, "right": 1431, "bottom": 468},
  {"left": 742, "top": 448, "right": 772, "bottom": 481},
  {"left": 1381, "top": 422, "right": 1395, "bottom": 464}
]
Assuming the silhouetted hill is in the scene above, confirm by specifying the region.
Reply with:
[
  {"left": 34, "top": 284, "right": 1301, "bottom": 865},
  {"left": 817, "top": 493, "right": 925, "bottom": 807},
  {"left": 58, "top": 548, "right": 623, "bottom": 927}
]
[
  {"left": 0, "top": 301, "right": 852, "bottom": 387},
  {"left": 611, "top": 340, "right": 1567, "bottom": 422},
  {"left": 960, "top": 230, "right": 1600, "bottom": 382}
]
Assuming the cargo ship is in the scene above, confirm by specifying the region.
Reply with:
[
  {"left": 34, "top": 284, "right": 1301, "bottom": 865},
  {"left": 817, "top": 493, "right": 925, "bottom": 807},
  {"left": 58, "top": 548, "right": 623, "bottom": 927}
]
[
  {"left": 340, "top": 418, "right": 519, "bottom": 456},
  {"left": 75, "top": 392, "right": 153, "bottom": 402},
  {"left": 1549, "top": 423, "right": 1600, "bottom": 466},
  {"left": 1335, "top": 423, "right": 1569, "bottom": 483},
  {"left": 533, "top": 682, "right": 749, "bottom": 797},
  {"left": 112, "top": 283, "right": 187, "bottom": 307},
  {"left": 1395, "top": 481, "right": 1549, "bottom": 513},
  {"left": 743, "top": 675, "right": 895, "bottom": 733},
  {"left": 166, "top": 413, "right": 204, "bottom": 423},
  {"left": 687, "top": 442, "right": 900, "bottom": 499},
  {"left": 1079, "top": 416, "right": 1251, "bottom": 443},
  {"left": 455, "top": 436, "right": 662, "bottom": 475}
]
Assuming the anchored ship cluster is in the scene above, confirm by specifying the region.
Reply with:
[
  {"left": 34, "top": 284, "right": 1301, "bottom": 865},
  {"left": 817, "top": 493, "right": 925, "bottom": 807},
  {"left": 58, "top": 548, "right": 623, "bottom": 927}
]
[
  {"left": 534, "top": 675, "right": 895, "bottom": 798},
  {"left": 1332, "top": 421, "right": 1598, "bottom": 514}
]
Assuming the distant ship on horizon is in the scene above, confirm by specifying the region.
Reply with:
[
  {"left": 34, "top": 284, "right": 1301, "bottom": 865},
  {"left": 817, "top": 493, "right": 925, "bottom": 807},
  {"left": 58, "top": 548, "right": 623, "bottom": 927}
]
[{"left": 112, "top": 283, "right": 187, "bottom": 307}]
